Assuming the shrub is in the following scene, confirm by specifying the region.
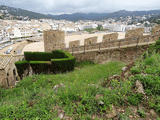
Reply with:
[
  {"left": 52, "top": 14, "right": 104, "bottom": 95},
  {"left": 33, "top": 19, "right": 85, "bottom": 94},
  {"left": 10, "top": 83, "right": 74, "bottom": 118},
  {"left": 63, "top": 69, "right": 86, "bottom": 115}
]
[
  {"left": 51, "top": 55, "right": 76, "bottom": 73},
  {"left": 24, "top": 50, "right": 69, "bottom": 61},
  {"left": 29, "top": 61, "right": 51, "bottom": 74},
  {"left": 52, "top": 50, "right": 68, "bottom": 59},
  {"left": 131, "top": 74, "right": 160, "bottom": 95},
  {"left": 24, "top": 52, "right": 53, "bottom": 61},
  {"left": 15, "top": 61, "right": 29, "bottom": 78},
  {"left": 16, "top": 50, "right": 76, "bottom": 76}
]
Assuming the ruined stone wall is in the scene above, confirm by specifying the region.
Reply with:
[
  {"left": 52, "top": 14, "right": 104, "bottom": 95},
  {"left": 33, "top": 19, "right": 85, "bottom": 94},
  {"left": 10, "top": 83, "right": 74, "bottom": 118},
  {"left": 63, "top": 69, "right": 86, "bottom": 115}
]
[
  {"left": 0, "top": 69, "right": 7, "bottom": 88},
  {"left": 69, "top": 40, "right": 80, "bottom": 48},
  {"left": 73, "top": 45, "right": 149, "bottom": 63},
  {"left": 152, "top": 25, "right": 160, "bottom": 36},
  {"left": 125, "top": 28, "right": 144, "bottom": 38},
  {"left": 103, "top": 33, "right": 118, "bottom": 42},
  {"left": 64, "top": 33, "right": 158, "bottom": 53},
  {"left": 0, "top": 55, "right": 24, "bottom": 88},
  {"left": 84, "top": 36, "right": 97, "bottom": 45},
  {"left": 44, "top": 27, "right": 160, "bottom": 53},
  {"left": 68, "top": 26, "right": 160, "bottom": 64},
  {"left": 44, "top": 30, "right": 65, "bottom": 52}
]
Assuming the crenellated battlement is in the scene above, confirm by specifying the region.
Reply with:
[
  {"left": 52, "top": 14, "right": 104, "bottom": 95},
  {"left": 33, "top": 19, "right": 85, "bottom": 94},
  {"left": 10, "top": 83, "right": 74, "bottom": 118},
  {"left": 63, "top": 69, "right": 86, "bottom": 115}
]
[
  {"left": 43, "top": 26, "right": 160, "bottom": 55},
  {"left": 63, "top": 27, "right": 159, "bottom": 53}
]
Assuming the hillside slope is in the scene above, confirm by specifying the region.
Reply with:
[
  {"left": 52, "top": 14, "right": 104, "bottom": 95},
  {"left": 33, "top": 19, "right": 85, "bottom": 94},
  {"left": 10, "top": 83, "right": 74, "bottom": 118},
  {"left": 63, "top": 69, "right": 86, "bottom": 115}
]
[
  {"left": 0, "top": 5, "right": 51, "bottom": 19},
  {"left": 1, "top": 40, "right": 160, "bottom": 119},
  {"left": 0, "top": 62, "right": 124, "bottom": 119}
]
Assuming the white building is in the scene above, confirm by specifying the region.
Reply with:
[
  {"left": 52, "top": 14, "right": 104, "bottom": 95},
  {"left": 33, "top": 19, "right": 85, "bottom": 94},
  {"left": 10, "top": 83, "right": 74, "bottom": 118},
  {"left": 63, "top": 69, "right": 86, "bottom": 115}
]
[{"left": 13, "top": 27, "right": 22, "bottom": 38}]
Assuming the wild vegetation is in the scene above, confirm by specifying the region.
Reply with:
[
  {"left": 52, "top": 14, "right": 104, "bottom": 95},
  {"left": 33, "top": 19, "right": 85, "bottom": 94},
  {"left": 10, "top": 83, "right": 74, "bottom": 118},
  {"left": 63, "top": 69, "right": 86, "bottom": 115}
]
[{"left": 1, "top": 39, "right": 160, "bottom": 119}]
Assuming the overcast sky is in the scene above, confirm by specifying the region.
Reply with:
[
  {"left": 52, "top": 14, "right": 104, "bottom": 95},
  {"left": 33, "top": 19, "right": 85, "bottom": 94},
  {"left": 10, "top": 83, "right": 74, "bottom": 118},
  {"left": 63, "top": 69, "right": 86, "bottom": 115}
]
[{"left": 0, "top": 0, "right": 160, "bottom": 15}]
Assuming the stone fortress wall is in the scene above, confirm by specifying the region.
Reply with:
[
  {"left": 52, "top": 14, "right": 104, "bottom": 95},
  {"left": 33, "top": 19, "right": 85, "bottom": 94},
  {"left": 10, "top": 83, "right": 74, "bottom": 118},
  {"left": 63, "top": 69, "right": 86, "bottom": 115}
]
[
  {"left": 125, "top": 28, "right": 144, "bottom": 38},
  {"left": 43, "top": 25, "right": 160, "bottom": 63},
  {"left": 103, "top": 33, "right": 119, "bottom": 42},
  {"left": 64, "top": 27, "right": 159, "bottom": 52},
  {"left": 84, "top": 36, "right": 98, "bottom": 45},
  {"left": 70, "top": 26, "right": 160, "bottom": 63},
  {"left": 69, "top": 40, "right": 80, "bottom": 48},
  {"left": 64, "top": 28, "right": 156, "bottom": 51}
]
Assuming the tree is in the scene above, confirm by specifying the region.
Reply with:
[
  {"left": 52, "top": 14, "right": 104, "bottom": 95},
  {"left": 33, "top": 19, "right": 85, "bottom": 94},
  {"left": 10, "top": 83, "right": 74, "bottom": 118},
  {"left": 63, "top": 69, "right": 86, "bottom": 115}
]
[{"left": 97, "top": 25, "right": 103, "bottom": 31}]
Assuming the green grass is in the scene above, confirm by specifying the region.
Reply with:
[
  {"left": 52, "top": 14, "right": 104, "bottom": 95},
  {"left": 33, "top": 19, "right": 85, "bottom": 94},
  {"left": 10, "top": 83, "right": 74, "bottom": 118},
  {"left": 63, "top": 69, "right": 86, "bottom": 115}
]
[
  {"left": 2, "top": 41, "right": 160, "bottom": 119},
  {"left": 130, "top": 52, "right": 160, "bottom": 113},
  {"left": 2, "top": 39, "right": 160, "bottom": 119},
  {"left": 0, "top": 61, "right": 124, "bottom": 119}
]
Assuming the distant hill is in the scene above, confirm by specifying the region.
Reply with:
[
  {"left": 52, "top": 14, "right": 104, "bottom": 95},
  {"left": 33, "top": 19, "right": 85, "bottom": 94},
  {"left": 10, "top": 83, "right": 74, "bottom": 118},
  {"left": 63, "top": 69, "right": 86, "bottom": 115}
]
[
  {"left": 0, "top": 5, "right": 51, "bottom": 19},
  {"left": 50, "top": 10, "right": 160, "bottom": 21},
  {"left": 48, "top": 13, "right": 109, "bottom": 21},
  {"left": 1, "top": 5, "right": 160, "bottom": 21}
]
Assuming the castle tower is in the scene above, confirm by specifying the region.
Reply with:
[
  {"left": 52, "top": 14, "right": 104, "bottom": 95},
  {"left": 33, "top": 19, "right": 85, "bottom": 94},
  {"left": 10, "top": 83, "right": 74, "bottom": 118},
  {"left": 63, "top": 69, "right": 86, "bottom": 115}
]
[{"left": 43, "top": 30, "right": 66, "bottom": 52}]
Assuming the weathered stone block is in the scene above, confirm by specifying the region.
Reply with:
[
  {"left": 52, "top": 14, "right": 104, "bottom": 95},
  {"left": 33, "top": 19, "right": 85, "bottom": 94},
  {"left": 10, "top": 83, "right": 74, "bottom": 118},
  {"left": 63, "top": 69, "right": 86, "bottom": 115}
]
[
  {"left": 69, "top": 40, "right": 80, "bottom": 48},
  {"left": 84, "top": 36, "right": 97, "bottom": 45},
  {"left": 103, "top": 33, "right": 118, "bottom": 42},
  {"left": 43, "top": 30, "right": 65, "bottom": 52},
  {"left": 125, "top": 28, "right": 144, "bottom": 38},
  {"left": 152, "top": 25, "right": 160, "bottom": 36},
  {"left": 0, "top": 69, "right": 7, "bottom": 87}
]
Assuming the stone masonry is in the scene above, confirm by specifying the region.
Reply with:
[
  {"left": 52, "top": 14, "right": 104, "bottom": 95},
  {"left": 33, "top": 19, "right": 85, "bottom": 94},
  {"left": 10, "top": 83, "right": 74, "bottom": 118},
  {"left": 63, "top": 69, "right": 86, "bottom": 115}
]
[
  {"left": 103, "top": 33, "right": 118, "bottom": 42},
  {"left": 152, "top": 25, "right": 160, "bottom": 36},
  {"left": 0, "top": 55, "right": 24, "bottom": 88},
  {"left": 69, "top": 40, "right": 80, "bottom": 48},
  {"left": 84, "top": 36, "right": 98, "bottom": 45},
  {"left": 73, "top": 45, "right": 149, "bottom": 63},
  {"left": 44, "top": 30, "right": 65, "bottom": 52},
  {"left": 125, "top": 28, "right": 144, "bottom": 38}
]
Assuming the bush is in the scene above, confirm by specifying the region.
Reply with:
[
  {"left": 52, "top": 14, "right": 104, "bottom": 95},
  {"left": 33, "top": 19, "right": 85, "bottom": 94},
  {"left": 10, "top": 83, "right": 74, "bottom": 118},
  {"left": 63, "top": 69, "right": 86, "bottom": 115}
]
[
  {"left": 15, "top": 61, "right": 29, "bottom": 78},
  {"left": 131, "top": 74, "right": 160, "bottom": 95},
  {"left": 24, "top": 52, "right": 53, "bottom": 61},
  {"left": 29, "top": 61, "right": 51, "bottom": 74},
  {"left": 24, "top": 50, "right": 69, "bottom": 61},
  {"left": 16, "top": 50, "right": 76, "bottom": 76},
  {"left": 51, "top": 52, "right": 76, "bottom": 73},
  {"left": 52, "top": 50, "right": 68, "bottom": 59}
]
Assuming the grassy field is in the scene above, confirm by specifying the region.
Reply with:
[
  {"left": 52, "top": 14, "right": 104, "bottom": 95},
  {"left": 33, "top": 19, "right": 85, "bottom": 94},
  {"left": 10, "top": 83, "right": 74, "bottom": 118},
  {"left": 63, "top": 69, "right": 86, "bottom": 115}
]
[{"left": 0, "top": 61, "right": 124, "bottom": 119}]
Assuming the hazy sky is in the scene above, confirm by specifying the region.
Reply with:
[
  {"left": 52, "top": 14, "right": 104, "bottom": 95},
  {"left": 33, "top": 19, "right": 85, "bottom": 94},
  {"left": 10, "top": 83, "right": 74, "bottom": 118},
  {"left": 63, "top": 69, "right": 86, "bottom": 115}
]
[{"left": 0, "top": 0, "right": 160, "bottom": 14}]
